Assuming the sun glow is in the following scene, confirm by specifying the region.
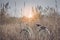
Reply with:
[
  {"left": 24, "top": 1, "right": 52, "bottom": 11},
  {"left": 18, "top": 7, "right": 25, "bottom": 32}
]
[
  {"left": 28, "top": 13, "right": 33, "bottom": 18},
  {"left": 22, "top": 6, "right": 33, "bottom": 18},
  {"left": 21, "top": 6, "right": 41, "bottom": 23}
]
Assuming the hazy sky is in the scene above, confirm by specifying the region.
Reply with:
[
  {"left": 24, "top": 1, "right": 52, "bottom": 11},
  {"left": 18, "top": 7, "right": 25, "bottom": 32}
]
[{"left": 0, "top": 0, "right": 60, "bottom": 17}]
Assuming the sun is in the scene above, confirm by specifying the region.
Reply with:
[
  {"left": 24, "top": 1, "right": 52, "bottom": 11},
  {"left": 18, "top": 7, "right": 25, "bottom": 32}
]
[
  {"left": 28, "top": 13, "right": 33, "bottom": 18},
  {"left": 21, "top": 6, "right": 41, "bottom": 23},
  {"left": 22, "top": 6, "right": 33, "bottom": 19}
]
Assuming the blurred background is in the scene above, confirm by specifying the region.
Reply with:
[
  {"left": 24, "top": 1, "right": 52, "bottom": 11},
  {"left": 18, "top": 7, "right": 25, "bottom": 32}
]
[{"left": 0, "top": 0, "right": 60, "bottom": 40}]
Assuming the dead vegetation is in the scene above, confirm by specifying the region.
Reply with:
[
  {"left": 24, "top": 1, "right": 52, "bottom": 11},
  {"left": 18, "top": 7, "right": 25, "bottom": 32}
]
[{"left": 0, "top": 2, "right": 60, "bottom": 40}]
